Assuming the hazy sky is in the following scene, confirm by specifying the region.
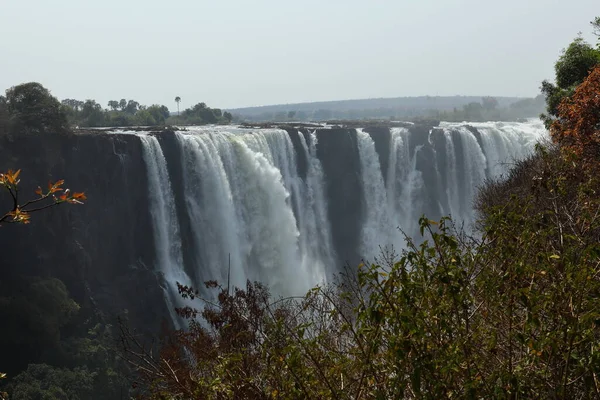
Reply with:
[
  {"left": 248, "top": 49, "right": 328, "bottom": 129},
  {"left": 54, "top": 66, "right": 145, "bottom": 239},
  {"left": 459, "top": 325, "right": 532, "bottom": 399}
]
[{"left": 1, "top": 0, "right": 598, "bottom": 109}]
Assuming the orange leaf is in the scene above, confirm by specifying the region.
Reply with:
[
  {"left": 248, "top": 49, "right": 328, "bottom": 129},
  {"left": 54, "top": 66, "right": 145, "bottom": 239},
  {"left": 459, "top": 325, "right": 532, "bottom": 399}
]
[
  {"left": 49, "top": 179, "right": 65, "bottom": 193},
  {"left": 8, "top": 169, "right": 20, "bottom": 185},
  {"left": 72, "top": 192, "right": 86, "bottom": 200},
  {"left": 2, "top": 169, "right": 21, "bottom": 186},
  {"left": 9, "top": 208, "right": 30, "bottom": 224},
  {"left": 35, "top": 187, "right": 43, "bottom": 196}
]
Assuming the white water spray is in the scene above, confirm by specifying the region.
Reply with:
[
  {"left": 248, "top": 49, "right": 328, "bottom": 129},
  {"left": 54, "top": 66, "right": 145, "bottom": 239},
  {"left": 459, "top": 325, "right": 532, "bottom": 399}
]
[
  {"left": 137, "top": 121, "right": 546, "bottom": 322},
  {"left": 138, "top": 134, "right": 191, "bottom": 327}
]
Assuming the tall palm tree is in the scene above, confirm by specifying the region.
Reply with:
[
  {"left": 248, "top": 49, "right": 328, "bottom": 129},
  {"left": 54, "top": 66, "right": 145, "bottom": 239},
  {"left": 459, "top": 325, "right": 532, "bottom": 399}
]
[{"left": 175, "top": 96, "right": 181, "bottom": 115}]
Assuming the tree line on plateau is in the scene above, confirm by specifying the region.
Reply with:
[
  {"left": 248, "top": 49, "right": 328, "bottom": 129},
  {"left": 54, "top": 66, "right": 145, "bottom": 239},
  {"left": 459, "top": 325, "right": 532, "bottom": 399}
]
[{"left": 0, "top": 87, "right": 232, "bottom": 132}]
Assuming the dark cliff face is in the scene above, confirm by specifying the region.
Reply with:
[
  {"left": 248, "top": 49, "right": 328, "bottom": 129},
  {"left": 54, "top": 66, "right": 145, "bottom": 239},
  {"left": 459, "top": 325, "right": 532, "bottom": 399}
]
[
  {"left": 314, "top": 128, "right": 363, "bottom": 266},
  {"left": 285, "top": 128, "right": 309, "bottom": 181},
  {"left": 0, "top": 132, "right": 169, "bottom": 332},
  {"left": 363, "top": 127, "right": 391, "bottom": 182}
]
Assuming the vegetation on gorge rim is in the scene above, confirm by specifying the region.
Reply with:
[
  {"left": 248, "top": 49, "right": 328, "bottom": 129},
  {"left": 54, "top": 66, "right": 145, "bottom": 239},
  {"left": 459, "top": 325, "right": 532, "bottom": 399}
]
[
  {"left": 60, "top": 97, "right": 233, "bottom": 128},
  {"left": 0, "top": 85, "right": 233, "bottom": 131}
]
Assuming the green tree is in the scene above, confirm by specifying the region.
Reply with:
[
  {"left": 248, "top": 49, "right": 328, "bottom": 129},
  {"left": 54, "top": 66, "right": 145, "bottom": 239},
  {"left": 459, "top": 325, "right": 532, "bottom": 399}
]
[
  {"left": 5, "top": 83, "right": 69, "bottom": 134},
  {"left": 80, "top": 100, "right": 104, "bottom": 127},
  {"left": 541, "top": 31, "right": 600, "bottom": 127},
  {"left": 554, "top": 36, "right": 600, "bottom": 88},
  {"left": 223, "top": 111, "right": 233, "bottom": 123},
  {"left": 8, "top": 364, "right": 95, "bottom": 400},
  {"left": 61, "top": 99, "right": 84, "bottom": 112},
  {"left": 136, "top": 105, "right": 170, "bottom": 126},
  {"left": 0, "top": 277, "right": 80, "bottom": 372},
  {"left": 182, "top": 102, "right": 218, "bottom": 124},
  {"left": 175, "top": 96, "right": 181, "bottom": 115},
  {"left": 107, "top": 100, "right": 119, "bottom": 111},
  {"left": 124, "top": 100, "right": 139, "bottom": 115}
]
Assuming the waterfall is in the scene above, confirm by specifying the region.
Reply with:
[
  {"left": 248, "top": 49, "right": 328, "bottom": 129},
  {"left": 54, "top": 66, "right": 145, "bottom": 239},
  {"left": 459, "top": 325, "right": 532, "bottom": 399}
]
[
  {"left": 387, "top": 127, "right": 424, "bottom": 245},
  {"left": 175, "top": 128, "right": 334, "bottom": 297},
  {"left": 296, "top": 131, "right": 337, "bottom": 281},
  {"left": 136, "top": 121, "right": 546, "bottom": 320},
  {"left": 356, "top": 129, "right": 395, "bottom": 261},
  {"left": 355, "top": 120, "right": 546, "bottom": 257},
  {"left": 472, "top": 120, "right": 547, "bottom": 179},
  {"left": 138, "top": 134, "right": 191, "bottom": 327},
  {"left": 455, "top": 126, "right": 487, "bottom": 225}
]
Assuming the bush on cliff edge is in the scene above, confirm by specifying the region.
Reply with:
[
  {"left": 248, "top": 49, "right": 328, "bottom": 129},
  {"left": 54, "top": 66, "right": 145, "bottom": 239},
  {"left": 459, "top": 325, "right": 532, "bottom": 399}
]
[{"left": 2, "top": 83, "right": 69, "bottom": 136}]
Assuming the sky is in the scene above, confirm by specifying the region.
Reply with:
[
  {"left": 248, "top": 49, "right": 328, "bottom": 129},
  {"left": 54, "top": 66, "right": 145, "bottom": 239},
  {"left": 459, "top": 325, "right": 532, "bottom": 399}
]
[{"left": 0, "top": 0, "right": 598, "bottom": 110}]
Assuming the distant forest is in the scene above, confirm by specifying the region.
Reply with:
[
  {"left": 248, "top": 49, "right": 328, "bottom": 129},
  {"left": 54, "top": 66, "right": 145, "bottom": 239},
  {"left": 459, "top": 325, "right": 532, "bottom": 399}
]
[
  {"left": 60, "top": 97, "right": 232, "bottom": 128},
  {"left": 229, "top": 95, "right": 546, "bottom": 123},
  {"left": 4, "top": 90, "right": 546, "bottom": 129},
  {"left": 59, "top": 94, "right": 546, "bottom": 127},
  {"left": 16, "top": 93, "right": 548, "bottom": 128}
]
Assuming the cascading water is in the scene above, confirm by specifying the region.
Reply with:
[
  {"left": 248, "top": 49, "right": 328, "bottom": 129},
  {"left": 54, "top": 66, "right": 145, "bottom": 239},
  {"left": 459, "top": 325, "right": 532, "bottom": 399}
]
[
  {"left": 387, "top": 127, "right": 424, "bottom": 247},
  {"left": 138, "top": 134, "right": 192, "bottom": 327},
  {"left": 356, "top": 128, "right": 396, "bottom": 260},
  {"left": 470, "top": 120, "right": 547, "bottom": 178},
  {"left": 455, "top": 126, "right": 488, "bottom": 224},
  {"left": 356, "top": 120, "right": 546, "bottom": 258},
  {"left": 136, "top": 120, "right": 546, "bottom": 321},
  {"left": 175, "top": 127, "right": 334, "bottom": 298},
  {"left": 295, "top": 131, "right": 337, "bottom": 281}
]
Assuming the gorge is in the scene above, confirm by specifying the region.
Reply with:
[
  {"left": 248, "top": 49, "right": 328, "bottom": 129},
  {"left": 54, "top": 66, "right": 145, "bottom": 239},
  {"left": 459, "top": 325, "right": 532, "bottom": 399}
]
[{"left": 0, "top": 121, "right": 546, "bottom": 330}]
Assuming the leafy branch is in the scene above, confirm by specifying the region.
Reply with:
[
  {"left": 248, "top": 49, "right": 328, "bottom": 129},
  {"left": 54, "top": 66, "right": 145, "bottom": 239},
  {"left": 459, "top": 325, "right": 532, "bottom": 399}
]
[{"left": 0, "top": 169, "right": 86, "bottom": 225}]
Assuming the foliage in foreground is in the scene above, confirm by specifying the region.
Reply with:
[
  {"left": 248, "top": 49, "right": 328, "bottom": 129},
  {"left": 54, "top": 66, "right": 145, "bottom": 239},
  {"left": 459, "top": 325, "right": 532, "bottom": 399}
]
[
  {"left": 0, "top": 169, "right": 86, "bottom": 225},
  {"left": 124, "top": 150, "right": 600, "bottom": 398}
]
